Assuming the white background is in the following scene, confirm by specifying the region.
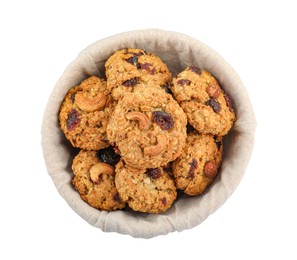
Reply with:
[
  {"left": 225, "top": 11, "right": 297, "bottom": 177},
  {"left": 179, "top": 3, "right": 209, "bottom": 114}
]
[{"left": 1, "top": 0, "right": 296, "bottom": 259}]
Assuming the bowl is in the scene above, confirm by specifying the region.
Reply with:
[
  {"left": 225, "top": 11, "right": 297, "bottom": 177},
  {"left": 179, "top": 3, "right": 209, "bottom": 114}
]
[{"left": 41, "top": 29, "right": 256, "bottom": 238}]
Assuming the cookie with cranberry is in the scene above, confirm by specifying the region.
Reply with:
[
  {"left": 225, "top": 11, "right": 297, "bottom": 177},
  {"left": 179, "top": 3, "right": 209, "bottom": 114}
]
[
  {"left": 170, "top": 66, "right": 236, "bottom": 136},
  {"left": 115, "top": 160, "right": 176, "bottom": 213},
  {"left": 107, "top": 85, "right": 187, "bottom": 169},
  {"left": 59, "top": 76, "right": 114, "bottom": 150},
  {"left": 105, "top": 48, "right": 172, "bottom": 100},
  {"left": 172, "top": 132, "right": 223, "bottom": 196},
  {"left": 72, "top": 149, "right": 125, "bottom": 211}
]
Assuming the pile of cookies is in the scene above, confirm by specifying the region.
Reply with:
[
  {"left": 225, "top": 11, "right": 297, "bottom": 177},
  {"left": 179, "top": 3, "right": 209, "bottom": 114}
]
[{"left": 59, "top": 48, "right": 236, "bottom": 214}]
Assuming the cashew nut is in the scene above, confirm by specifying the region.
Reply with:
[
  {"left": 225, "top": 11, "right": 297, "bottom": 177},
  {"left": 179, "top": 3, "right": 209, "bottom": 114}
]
[
  {"left": 75, "top": 92, "right": 107, "bottom": 112},
  {"left": 144, "top": 134, "right": 168, "bottom": 156},
  {"left": 89, "top": 162, "right": 114, "bottom": 184},
  {"left": 126, "top": 111, "right": 151, "bottom": 131}
]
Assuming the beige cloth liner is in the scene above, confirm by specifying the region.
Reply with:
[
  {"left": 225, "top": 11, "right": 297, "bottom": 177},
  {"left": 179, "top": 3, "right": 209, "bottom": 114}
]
[{"left": 41, "top": 29, "right": 256, "bottom": 238}]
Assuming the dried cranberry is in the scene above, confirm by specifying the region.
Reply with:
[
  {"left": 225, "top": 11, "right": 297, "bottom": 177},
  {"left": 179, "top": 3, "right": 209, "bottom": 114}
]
[
  {"left": 146, "top": 168, "right": 162, "bottom": 179},
  {"left": 177, "top": 79, "right": 191, "bottom": 86},
  {"left": 189, "top": 65, "right": 202, "bottom": 75},
  {"left": 125, "top": 55, "right": 140, "bottom": 68},
  {"left": 161, "top": 197, "right": 167, "bottom": 206},
  {"left": 66, "top": 109, "right": 80, "bottom": 131},
  {"left": 96, "top": 146, "right": 120, "bottom": 166},
  {"left": 139, "top": 62, "right": 156, "bottom": 75},
  {"left": 188, "top": 158, "right": 197, "bottom": 179},
  {"left": 152, "top": 111, "right": 174, "bottom": 131},
  {"left": 224, "top": 93, "right": 234, "bottom": 112},
  {"left": 206, "top": 98, "right": 221, "bottom": 113},
  {"left": 122, "top": 77, "right": 138, "bottom": 87}
]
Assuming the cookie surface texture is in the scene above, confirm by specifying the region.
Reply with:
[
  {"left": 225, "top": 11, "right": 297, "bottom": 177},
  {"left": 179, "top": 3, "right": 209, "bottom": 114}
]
[
  {"left": 172, "top": 132, "right": 223, "bottom": 196},
  {"left": 59, "top": 76, "right": 114, "bottom": 150},
  {"left": 105, "top": 48, "right": 172, "bottom": 100},
  {"left": 115, "top": 160, "right": 177, "bottom": 213},
  {"left": 72, "top": 150, "right": 126, "bottom": 211},
  {"left": 170, "top": 66, "right": 236, "bottom": 136},
  {"left": 107, "top": 85, "right": 187, "bottom": 169}
]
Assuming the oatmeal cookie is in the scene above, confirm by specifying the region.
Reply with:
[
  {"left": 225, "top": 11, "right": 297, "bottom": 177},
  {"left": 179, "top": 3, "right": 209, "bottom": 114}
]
[
  {"left": 107, "top": 85, "right": 187, "bottom": 169},
  {"left": 59, "top": 76, "right": 114, "bottom": 150},
  {"left": 105, "top": 48, "right": 172, "bottom": 100},
  {"left": 170, "top": 66, "right": 236, "bottom": 136},
  {"left": 172, "top": 132, "right": 223, "bottom": 196},
  {"left": 115, "top": 160, "right": 177, "bottom": 213},
  {"left": 72, "top": 149, "right": 125, "bottom": 211}
]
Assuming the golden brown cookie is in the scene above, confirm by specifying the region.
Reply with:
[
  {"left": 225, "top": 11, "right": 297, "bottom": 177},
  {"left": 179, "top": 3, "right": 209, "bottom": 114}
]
[
  {"left": 105, "top": 48, "right": 172, "bottom": 100},
  {"left": 59, "top": 76, "right": 114, "bottom": 150},
  {"left": 107, "top": 85, "right": 187, "bottom": 169},
  {"left": 172, "top": 132, "right": 223, "bottom": 196},
  {"left": 115, "top": 160, "right": 177, "bottom": 213},
  {"left": 72, "top": 149, "right": 125, "bottom": 211},
  {"left": 170, "top": 66, "right": 236, "bottom": 136}
]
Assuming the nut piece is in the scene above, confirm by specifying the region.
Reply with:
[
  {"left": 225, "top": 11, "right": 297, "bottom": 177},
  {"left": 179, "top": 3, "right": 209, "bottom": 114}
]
[
  {"left": 75, "top": 92, "right": 107, "bottom": 112},
  {"left": 126, "top": 111, "right": 151, "bottom": 131},
  {"left": 204, "top": 161, "right": 218, "bottom": 178},
  {"left": 122, "top": 77, "right": 138, "bottom": 87},
  {"left": 206, "top": 84, "right": 221, "bottom": 99},
  {"left": 146, "top": 168, "right": 162, "bottom": 179},
  {"left": 144, "top": 135, "right": 168, "bottom": 156},
  {"left": 89, "top": 162, "right": 114, "bottom": 184}
]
